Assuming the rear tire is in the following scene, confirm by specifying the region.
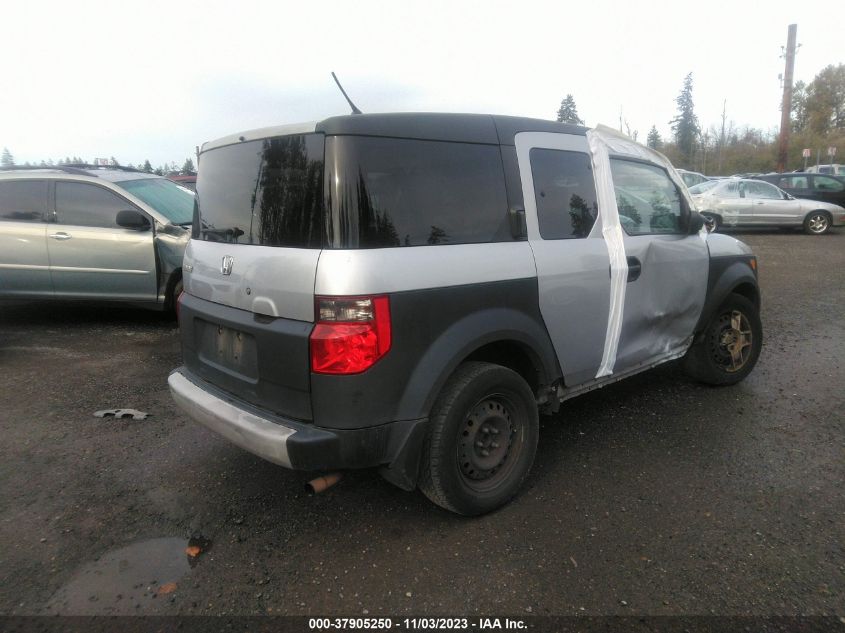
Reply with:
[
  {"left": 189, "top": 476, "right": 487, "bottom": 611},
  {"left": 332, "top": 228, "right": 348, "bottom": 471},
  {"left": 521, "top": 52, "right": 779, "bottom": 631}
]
[
  {"left": 803, "top": 211, "right": 831, "bottom": 235},
  {"left": 419, "top": 362, "right": 539, "bottom": 515},
  {"left": 683, "top": 293, "right": 762, "bottom": 386}
]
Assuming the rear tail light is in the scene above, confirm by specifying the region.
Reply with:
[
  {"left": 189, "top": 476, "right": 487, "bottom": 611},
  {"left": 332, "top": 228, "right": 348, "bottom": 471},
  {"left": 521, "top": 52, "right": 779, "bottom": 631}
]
[{"left": 309, "top": 296, "right": 391, "bottom": 374}]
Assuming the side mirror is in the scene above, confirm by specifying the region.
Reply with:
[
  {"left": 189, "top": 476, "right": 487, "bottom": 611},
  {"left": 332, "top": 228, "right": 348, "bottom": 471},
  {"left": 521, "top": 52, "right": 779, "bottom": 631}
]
[
  {"left": 116, "top": 209, "right": 150, "bottom": 230},
  {"left": 688, "top": 210, "right": 706, "bottom": 234},
  {"left": 508, "top": 206, "right": 527, "bottom": 240}
]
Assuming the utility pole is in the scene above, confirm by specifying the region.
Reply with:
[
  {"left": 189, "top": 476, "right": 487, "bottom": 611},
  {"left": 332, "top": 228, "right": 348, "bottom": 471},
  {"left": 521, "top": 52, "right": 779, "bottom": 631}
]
[
  {"left": 776, "top": 23, "right": 797, "bottom": 173},
  {"left": 718, "top": 99, "right": 726, "bottom": 174}
]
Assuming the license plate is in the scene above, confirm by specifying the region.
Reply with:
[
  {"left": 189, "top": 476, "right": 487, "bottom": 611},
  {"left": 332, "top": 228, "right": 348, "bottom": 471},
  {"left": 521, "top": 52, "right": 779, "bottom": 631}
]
[{"left": 199, "top": 322, "right": 258, "bottom": 379}]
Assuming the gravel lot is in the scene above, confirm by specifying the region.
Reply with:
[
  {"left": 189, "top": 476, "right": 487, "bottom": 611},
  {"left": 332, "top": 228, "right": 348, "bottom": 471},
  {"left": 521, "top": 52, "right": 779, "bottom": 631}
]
[{"left": 0, "top": 229, "right": 842, "bottom": 618}]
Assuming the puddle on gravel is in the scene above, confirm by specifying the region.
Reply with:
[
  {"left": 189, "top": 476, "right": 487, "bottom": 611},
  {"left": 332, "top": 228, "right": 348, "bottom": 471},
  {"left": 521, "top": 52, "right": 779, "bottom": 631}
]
[{"left": 44, "top": 535, "right": 211, "bottom": 615}]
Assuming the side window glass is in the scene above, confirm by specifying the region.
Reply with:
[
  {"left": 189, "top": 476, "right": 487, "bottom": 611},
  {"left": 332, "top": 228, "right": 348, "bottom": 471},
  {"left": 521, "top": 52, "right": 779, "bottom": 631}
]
[
  {"left": 609, "top": 159, "right": 684, "bottom": 235},
  {"left": 747, "top": 181, "right": 781, "bottom": 199},
  {"left": 529, "top": 149, "right": 598, "bottom": 239},
  {"left": 720, "top": 181, "right": 740, "bottom": 199},
  {"left": 815, "top": 176, "right": 844, "bottom": 192},
  {"left": 0, "top": 180, "right": 47, "bottom": 222},
  {"left": 781, "top": 176, "right": 808, "bottom": 189},
  {"left": 55, "top": 182, "right": 133, "bottom": 228}
]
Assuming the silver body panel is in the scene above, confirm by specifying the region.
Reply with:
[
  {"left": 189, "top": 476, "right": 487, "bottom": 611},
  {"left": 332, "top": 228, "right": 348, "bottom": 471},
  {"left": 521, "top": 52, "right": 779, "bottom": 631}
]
[
  {"left": 616, "top": 233, "right": 707, "bottom": 369},
  {"left": 169, "top": 370, "right": 295, "bottom": 468},
  {"left": 314, "top": 242, "right": 536, "bottom": 296},
  {"left": 515, "top": 132, "right": 611, "bottom": 386},
  {"left": 183, "top": 240, "right": 320, "bottom": 322},
  {"left": 47, "top": 225, "right": 158, "bottom": 300},
  {"left": 0, "top": 221, "right": 51, "bottom": 295}
]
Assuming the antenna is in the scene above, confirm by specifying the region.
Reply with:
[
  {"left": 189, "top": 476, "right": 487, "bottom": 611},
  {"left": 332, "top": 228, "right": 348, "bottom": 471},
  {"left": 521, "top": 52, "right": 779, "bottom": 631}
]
[{"left": 331, "top": 72, "right": 363, "bottom": 115}]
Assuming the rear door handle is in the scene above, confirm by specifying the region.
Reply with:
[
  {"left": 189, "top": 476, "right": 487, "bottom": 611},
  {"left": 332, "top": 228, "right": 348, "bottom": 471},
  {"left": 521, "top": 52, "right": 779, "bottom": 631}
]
[
  {"left": 49, "top": 232, "right": 72, "bottom": 240},
  {"left": 627, "top": 256, "right": 642, "bottom": 282}
]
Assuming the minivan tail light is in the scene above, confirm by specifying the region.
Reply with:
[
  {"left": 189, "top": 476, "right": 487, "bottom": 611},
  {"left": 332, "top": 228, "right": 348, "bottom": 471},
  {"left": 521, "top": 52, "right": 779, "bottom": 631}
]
[{"left": 310, "top": 296, "right": 391, "bottom": 374}]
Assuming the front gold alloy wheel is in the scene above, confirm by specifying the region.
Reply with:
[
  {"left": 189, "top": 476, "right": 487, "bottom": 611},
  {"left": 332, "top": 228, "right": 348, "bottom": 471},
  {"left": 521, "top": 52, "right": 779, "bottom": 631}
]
[{"left": 712, "top": 310, "right": 753, "bottom": 373}]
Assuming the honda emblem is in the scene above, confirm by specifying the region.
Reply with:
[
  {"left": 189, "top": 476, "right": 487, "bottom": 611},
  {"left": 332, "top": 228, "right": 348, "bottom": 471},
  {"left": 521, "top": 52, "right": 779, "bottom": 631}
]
[{"left": 221, "top": 255, "right": 234, "bottom": 276}]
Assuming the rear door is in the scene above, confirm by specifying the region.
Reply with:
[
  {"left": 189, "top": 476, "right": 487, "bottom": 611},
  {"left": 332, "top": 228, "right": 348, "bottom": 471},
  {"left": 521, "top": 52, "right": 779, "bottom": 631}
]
[
  {"left": 0, "top": 179, "right": 52, "bottom": 297},
  {"left": 47, "top": 181, "right": 158, "bottom": 299},
  {"left": 608, "top": 158, "right": 708, "bottom": 371},
  {"left": 515, "top": 132, "right": 611, "bottom": 386}
]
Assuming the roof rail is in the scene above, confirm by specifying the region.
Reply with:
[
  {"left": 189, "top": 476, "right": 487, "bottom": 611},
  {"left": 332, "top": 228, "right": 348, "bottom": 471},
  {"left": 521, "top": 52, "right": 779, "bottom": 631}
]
[
  {"left": 0, "top": 165, "right": 93, "bottom": 176},
  {"left": 62, "top": 163, "right": 144, "bottom": 173}
]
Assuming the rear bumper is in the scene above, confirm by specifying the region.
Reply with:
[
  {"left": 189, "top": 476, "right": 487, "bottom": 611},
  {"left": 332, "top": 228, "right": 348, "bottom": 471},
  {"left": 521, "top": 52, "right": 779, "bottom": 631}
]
[
  {"left": 168, "top": 367, "right": 427, "bottom": 487},
  {"left": 169, "top": 369, "right": 296, "bottom": 467}
]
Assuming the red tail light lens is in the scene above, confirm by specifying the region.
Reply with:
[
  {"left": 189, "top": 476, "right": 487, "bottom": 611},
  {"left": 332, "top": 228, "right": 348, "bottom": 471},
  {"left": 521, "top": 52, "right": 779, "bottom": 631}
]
[{"left": 310, "top": 296, "right": 391, "bottom": 374}]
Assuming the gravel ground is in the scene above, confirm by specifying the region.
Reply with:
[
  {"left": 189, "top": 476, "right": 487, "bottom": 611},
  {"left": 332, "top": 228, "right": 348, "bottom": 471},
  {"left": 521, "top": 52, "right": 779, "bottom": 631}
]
[{"left": 0, "top": 229, "right": 842, "bottom": 618}]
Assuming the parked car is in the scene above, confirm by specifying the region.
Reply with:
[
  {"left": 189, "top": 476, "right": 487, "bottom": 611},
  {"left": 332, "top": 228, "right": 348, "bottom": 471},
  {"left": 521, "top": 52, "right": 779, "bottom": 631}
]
[
  {"left": 0, "top": 165, "right": 192, "bottom": 309},
  {"left": 167, "top": 174, "right": 197, "bottom": 191},
  {"left": 689, "top": 177, "right": 845, "bottom": 234},
  {"left": 169, "top": 114, "right": 762, "bottom": 515},
  {"left": 751, "top": 172, "right": 845, "bottom": 210},
  {"left": 807, "top": 163, "right": 845, "bottom": 177},
  {"left": 676, "top": 169, "right": 709, "bottom": 188}
]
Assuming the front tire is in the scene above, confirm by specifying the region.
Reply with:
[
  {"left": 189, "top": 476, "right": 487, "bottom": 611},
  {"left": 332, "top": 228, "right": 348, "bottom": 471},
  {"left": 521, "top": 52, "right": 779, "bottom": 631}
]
[
  {"left": 683, "top": 293, "right": 762, "bottom": 386},
  {"left": 419, "top": 362, "right": 539, "bottom": 515},
  {"left": 803, "top": 211, "right": 831, "bottom": 235}
]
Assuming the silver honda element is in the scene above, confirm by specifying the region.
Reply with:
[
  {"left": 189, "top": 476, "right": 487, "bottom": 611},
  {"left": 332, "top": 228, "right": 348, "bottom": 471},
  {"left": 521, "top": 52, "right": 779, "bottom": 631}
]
[{"left": 170, "top": 114, "right": 762, "bottom": 515}]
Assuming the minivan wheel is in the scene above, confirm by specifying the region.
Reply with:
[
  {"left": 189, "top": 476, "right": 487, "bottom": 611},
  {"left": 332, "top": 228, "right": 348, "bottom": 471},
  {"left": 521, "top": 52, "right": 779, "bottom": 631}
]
[
  {"left": 419, "top": 362, "right": 539, "bottom": 515},
  {"left": 170, "top": 277, "right": 184, "bottom": 317},
  {"left": 804, "top": 211, "right": 831, "bottom": 235},
  {"left": 682, "top": 293, "right": 762, "bottom": 386}
]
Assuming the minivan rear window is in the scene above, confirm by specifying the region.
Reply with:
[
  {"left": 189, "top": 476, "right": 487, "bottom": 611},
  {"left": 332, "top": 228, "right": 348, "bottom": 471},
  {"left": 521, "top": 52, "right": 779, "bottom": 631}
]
[
  {"left": 194, "top": 134, "right": 324, "bottom": 248},
  {"left": 325, "top": 136, "right": 511, "bottom": 248}
]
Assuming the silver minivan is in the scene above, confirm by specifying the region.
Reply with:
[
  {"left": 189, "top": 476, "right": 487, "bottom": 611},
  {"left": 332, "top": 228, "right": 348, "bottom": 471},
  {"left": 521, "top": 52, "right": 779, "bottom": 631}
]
[
  {"left": 0, "top": 166, "right": 192, "bottom": 309},
  {"left": 170, "top": 114, "right": 762, "bottom": 515}
]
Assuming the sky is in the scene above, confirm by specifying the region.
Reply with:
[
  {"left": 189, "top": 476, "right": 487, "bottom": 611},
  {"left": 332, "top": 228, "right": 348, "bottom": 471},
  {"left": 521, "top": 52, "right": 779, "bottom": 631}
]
[{"left": 1, "top": 0, "right": 841, "bottom": 166}]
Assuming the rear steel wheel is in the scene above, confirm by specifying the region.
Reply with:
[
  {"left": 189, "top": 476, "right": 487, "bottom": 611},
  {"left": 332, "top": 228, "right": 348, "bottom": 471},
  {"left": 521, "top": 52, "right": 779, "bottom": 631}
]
[{"left": 419, "top": 362, "right": 538, "bottom": 515}]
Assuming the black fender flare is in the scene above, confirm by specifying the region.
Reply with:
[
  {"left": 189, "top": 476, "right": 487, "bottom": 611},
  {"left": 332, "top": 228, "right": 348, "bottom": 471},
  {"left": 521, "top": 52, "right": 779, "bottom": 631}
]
[
  {"left": 396, "top": 307, "right": 561, "bottom": 420},
  {"left": 695, "top": 256, "right": 759, "bottom": 334}
]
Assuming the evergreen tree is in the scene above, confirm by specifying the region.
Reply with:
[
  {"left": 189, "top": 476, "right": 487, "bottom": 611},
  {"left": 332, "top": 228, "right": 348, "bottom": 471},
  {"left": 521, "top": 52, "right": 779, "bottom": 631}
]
[
  {"left": 181, "top": 157, "right": 195, "bottom": 174},
  {"left": 142, "top": 160, "right": 153, "bottom": 173},
  {"left": 1, "top": 147, "right": 14, "bottom": 167},
  {"left": 646, "top": 125, "right": 662, "bottom": 150},
  {"left": 556, "top": 94, "right": 584, "bottom": 125},
  {"left": 110, "top": 156, "right": 120, "bottom": 166},
  {"left": 670, "top": 73, "right": 700, "bottom": 166}
]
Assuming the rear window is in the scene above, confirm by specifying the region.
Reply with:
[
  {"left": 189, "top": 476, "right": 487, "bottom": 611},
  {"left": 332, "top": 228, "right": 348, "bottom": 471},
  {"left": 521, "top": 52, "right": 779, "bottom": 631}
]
[
  {"left": 194, "top": 134, "right": 324, "bottom": 248},
  {"left": 0, "top": 180, "right": 47, "bottom": 221},
  {"left": 325, "top": 136, "right": 511, "bottom": 248}
]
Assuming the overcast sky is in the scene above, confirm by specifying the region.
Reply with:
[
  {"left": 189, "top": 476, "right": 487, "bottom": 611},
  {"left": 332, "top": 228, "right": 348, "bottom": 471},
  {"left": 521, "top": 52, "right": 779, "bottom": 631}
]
[{"left": 1, "top": 0, "right": 841, "bottom": 166}]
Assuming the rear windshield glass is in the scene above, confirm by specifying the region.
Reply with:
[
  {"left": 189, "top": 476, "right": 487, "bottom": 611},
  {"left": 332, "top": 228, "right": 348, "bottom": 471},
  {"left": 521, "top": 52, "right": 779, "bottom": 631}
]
[
  {"left": 325, "top": 136, "right": 511, "bottom": 248},
  {"left": 194, "top": 134, "right": 324, "bottom": 248}
]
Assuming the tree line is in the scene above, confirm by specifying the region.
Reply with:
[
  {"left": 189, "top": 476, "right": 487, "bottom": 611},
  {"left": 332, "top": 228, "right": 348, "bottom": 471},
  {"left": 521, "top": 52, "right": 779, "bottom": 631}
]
[
  {"left": 0, "top": 150, "right": 196, "bottom": 177},
  {"left": 556, "top": 63, "right": 845, "bottom": 175}
]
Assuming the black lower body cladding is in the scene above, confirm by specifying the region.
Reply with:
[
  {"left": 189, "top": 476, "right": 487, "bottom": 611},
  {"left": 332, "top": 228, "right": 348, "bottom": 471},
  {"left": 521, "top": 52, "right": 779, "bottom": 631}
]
[
  {"left": 179, "top": 293, "right": 314, "bottom": 421},
  {"left": 310, "top": 278, "right": 560, "bottom": 430}
]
